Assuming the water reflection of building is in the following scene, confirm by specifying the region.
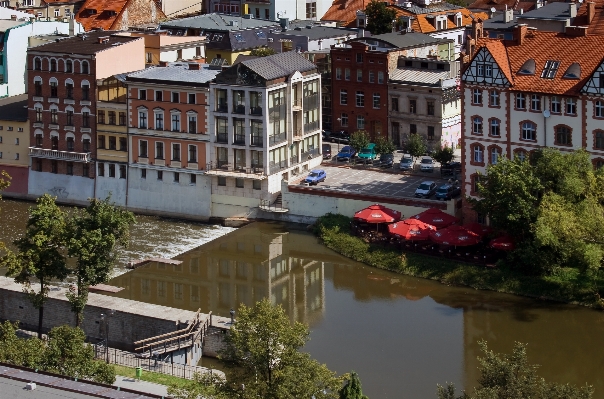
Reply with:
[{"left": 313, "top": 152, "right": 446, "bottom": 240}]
[{"left": 110, "top": 223, "right": 325, "bottom": 326}]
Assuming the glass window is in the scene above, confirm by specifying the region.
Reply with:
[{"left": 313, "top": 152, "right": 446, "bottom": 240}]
[
  {"left": 340, "top": 89, "right": 347, "bottom": 105},
  {"left": 490, "top": 119, "right": 500, "bottom": 136},
  {"left": 531, "top": 94, "right": 541, "bottom": 111},
  {"left": 472, "top": 89, "right": 482, "bottom": 104},
  {"left": 139, "top": 111, "right": 147, "bottom": 128},
  {"left": 172, "top": 92, "right": 179, "bottom": 103},
  {"left": 139, "top": 89, "right": 147, "bottom": 100},
  {"left": 171, "top": 113, "right": 180, "bottom": 132},
  {"left": 345, "top": 68, "right": 350, "bottom": 81},
  {"left": 119, "top": 137, "right": 127, "bottom": 151},
  {"left": 522, "top": 122, "right": 536, "bottom": 140},
  {"left": 556, "top": 125, "right": 571, "bottom": 145},
  {"left": 172, "top": 143, "right": 180, "bottom": 160},
  {"left": 97, "top": 163, "right": 104, "bottom": 176},
  {"left": 67, "top": 137, "right": 74, "bottom": 151},
  {"left": 356, "top": 91, "right": 364, "bottom": 107},
  {"left": 595, "top": 101, "right": 604, "bottom": 117},
  {"left": 490, "top": 147, "right": 501, "bottom": 164},
  {"left": 139, "top": 140, "right": 147, "bottom": 157},
  {"left": 551, "top": 96, "right": 561, "bottom": 113},
  {"left": 595, "top": 131, "right": 604, "bottom": 149},
  {"left": 427, "top": 100, "right": 435, "bottom": 115},
  {"left": 373, "top": 93, "right": 380, "bottom": 109},
  {"left": 490, "top": 90, "right": 499, "bottom": 107},
  {"left": 473, "top": 145, "right": 483, "bottom": 163},
  {"left": 109, "top": 136, "right": 116, "bottom": 150},
  {"left": 336, "top": 68, "right": 342, "bottom": 80},
  {"left": 340, "top": 113, "right": 348, "bottom": 127},
  {"left": 119, "top": 112, "right": 126, "bottom": 126},
  {"left": 119, "top": 165, "right": 126, "bottom": 179},
  {"left": 189, "top": 93, "right": 195, "bottom": 104},
  {"left": 357, "top": 115, "right": 365, "bottom": 129},
  {"left": 108, "top": 164, "right": 115, "bottom": 177},
  {"left": 409, "top": 99, "right": 416, "bottom": 113},
  {"left": 82, "top": 111, "right": 89, "bottom": 128},
  {"left": 108, "top": 111, "right": 116, "bottom": 125},
  {"left": 190, "top": 174, "right": 196, "bottom": 184},
  {"left": 473, "top": 117, "right": 483, "bottom": 134},
  {"left": 155, "top": 112, "right": 163, "bottom": 130},
  {"left": 188, "top": 115, "right": 197, "bottom": 134},
  {"left": 392, "top": 97, "right": 399, "bottom": 111},
  {"left": 378, "top": 71, "right": 384, "bottom": 84},
  {"left": 357, "top": 69, "right": 362, "bottom": 82},
  {"left": 156, "top": 141, "right": 164, "bottom": 159},
  {"left": 98, "top": 110, "right": 105, "bottom": 124},
  {"left": 189, "top": 145, "right": 197, "bottom": 162},
  {"left": 516, "top": 93, "right": 526, "bottom": 109},
  {"left": 566, "top": 98, "right": 576, "bottom": 114},
  {"left": 369, "top": 71, "right": 375, "bottom": 83}
]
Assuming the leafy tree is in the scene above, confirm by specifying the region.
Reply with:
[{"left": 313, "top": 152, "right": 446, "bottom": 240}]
[
  {"left": 0, "top": 321, "right": 45, "bottom": 369},
  {"left": 0, "top": 170, "right": 10, "bottom": 195},
  {"left": 405, "top": 133, "right": 426, "bottom": 160},
  {"left": 2, "top": 195, "right": 69, "bottom": 338},
  {"left": 349, "top": 130, "right": 371, "bottom": 152},
  {"left": 339, "top": 371, "right": 369, "bottom": 399},
  {"left": 432, "top": 146, "right": 455, "bottom": 165},
  {"left": 66, "top": 197, "right": 135, "bottom": 327},
  {"left": 437, "top": 340, "right": 593, "bottom": 399},
  {"left": 365, "top": 0, "right": 397, "bottom": 35},
  {"left": 374, "top": 136, "right": 395, "bottom": 156},
  {"left": 170, "top": 299, "right": 342, "bottom": 399},
  {"left": 250, "top": 47, "right": 276, "bottom": 57}
]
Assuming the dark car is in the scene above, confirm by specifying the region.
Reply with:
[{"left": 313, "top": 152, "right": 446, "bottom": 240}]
[
  {"left": 336, "top": 145, "right": 357, "bottom": 161},
  {"left": 322, "top": 144, "right": 332, "bottom": 160},
  {"left": 378, "top": 153, "right": 394, "bottom": 168},
  {"left": 304, "top": 169, "right": 326, "bottom": 185},
  {"left": 330, "top": 130, "right": 350, "bottom": 144},
  {"left": 441, "top": 161, "right": 462, "bottom": 177},
  {"left": 435, "top": 184, "right": 461, "bottom": 200},
  {"left": 414, "top": 181, "right": 437, "bottom": 198}
]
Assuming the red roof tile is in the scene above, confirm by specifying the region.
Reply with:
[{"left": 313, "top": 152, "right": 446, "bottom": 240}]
[
  {"left": 76, "top": 0, "right": 165, "bottom": 31},
  {"left": 321, "top": 0, "right": 394, "bottom": 27},
  {"left": 575, "top": 0, "right": 604, "bottom": 36},
  {"left": 391, "top": 6, "right": 488, "bottom": 34}
]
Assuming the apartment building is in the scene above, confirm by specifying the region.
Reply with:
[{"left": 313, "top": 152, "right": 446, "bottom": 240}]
[
  {"left": 208, "top": 51, "right": 322, "bottom": 217},
  {"left": 1, "top": 0, "right": 81, "bottom": 19},
  {"left": 331, "top": 32, "right": 452, "bottom": 140},
  {"left": 389, "top": 57, "right": 460, "bottom": 150},
  {"left": 242, "top": 0, "right": 332, "bottom": 21},
  {"left": 0, "top": 94, "right": 28, "bottom": 195},
  {"left": 461, "top": 24, "right": 604, "bottom": 221},
  {"left": 125, "top": 61, "right": 218, "bottom": 219},
  {"left": 27, "top": 31, "right": 144, "bottom": 204}
]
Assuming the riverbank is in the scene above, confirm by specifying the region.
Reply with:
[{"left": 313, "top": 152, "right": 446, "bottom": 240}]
[{"left": 314, "top": 213, "right": 604, "bottom": 308}]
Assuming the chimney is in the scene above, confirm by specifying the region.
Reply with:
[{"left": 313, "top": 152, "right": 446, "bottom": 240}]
[
  {"left": 10, "top": 14, "right": 16, "bottom": 20},
  {"left": 189, "top": 62, "right": 200, "bottom": 70},
  {"left": 569, "top": 2, "right": 577, "bottom": 18},
  {"left": 159, "top": 60, "right": 168, "bottom": 67},
  {"left": 565, "top": 25, "right": 588, "bottom": 36},
  {"left": 516, "top": 24, "right": 528, "bottom": 45},
  {"left": 504, "top": 8, "right": 514, "bottom": 23},
  {"left": 587, "top": 1, "right": 595, "bottom": 23}
]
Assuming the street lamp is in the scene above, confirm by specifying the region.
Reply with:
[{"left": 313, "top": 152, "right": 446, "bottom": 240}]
[
  {"left": 230, "top": 308, "right": 235, "bottom": 324},
  {"left": 100, "top": 309, "right": 116, "bottom": 363},
  {"left": 336, "top": 118, "right": 341, "bottom": 152}
]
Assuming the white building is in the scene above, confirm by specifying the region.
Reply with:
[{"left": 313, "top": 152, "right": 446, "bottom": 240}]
[
  {"left": 245, "top": 0, "right": 332, "bottom": 21},
  {"left": 208, "top": 51, "right": 322, "bottom": 218}
]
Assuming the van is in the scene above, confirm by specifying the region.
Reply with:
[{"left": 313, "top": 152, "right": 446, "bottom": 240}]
[{"left": 357, "top": 143, "right": 377, "bottom": 162}]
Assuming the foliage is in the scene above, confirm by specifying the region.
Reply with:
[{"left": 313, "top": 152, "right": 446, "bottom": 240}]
[
  {"left": 432, "top": 146, "right": 455, "bottom": 165},
  {"left": 168, "top": 371, "right": 229, "bottom": 399},
  {"left": 349, "top": 130, "right": 371, "bottom": 152},
  {"left": 250, "top": 47, "right": 276, "bottom": 57},
  {"left": 66, "top": 197, "right": 135, "bottom": 326},
  {"left": 365, "top": 0, "right": 397, "bottom": 35},
  {"left": 0, "top": 321, "right": 115, "bottom": 384},
  {"left": 374, "top": 136, "right": 396, "bottom": 156},
  {"left": 2, "top": 195, "right": 69, "bottom": 338},
  {"left": 405, "top": 134, "right": 426, "bottom": 159},
  {"left": 436, "top": 340, "right": 593, "bottom": 399},
  {"left": 339, "top": 371, "right": 369, "bottom": 399},
  {"left": 113, "top": 365, "right": 190, "bottom": 390},
  {"left": 0, "top": 170, "right": 10, "bottom": 196}
]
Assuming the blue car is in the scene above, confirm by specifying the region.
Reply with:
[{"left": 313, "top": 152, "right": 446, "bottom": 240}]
[
  {"left": 304, "top": 169, "right": 326, "bottom": 185},
  {"left": 336, "top": 146, "right": 357, "bottom": 161},
  {"left": 435, "top": 184, "right": 461, "bottom": 200}
]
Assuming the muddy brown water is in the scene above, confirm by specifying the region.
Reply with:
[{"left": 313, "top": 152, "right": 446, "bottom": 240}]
[{"left": 2, "top": 200, "right": 603, "bottom": 398}]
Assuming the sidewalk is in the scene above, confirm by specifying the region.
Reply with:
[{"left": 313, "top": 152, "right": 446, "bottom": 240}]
[{"left": 114, "top": 375, "right": 169, "bottom": 397}]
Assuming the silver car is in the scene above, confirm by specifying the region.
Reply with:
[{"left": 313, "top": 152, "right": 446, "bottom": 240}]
[
  {"left": 420, "top": 157, "right": 435, "bottom": 172},
  {"left": 399, "top": 154, "right": 413, "bottom": 170}
]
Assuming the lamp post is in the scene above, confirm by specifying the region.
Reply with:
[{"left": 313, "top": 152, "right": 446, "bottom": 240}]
[
  {"left": 230, "top": 308, "right": 235, "bottom": 324},
  {"left": 336, "top": 118, "right": 341, "bottom": 152},
  {"left": 100, "top": 309, "right": 115, "bottom": 363}
]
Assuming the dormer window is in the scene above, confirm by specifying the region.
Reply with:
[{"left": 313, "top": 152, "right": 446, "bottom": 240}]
[
  {"left": 563, "top": 62, "right": 580, "bottom": 79},
  {"left": 518, "top": 59, "right": 535, "bottom": 75},
  {"left": 541, "top": 60, "right": 560, "bottom": 79}
]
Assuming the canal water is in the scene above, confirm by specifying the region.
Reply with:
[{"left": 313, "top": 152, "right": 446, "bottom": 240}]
[{"left": 2, "top": 199, "right": 603, "bottom": 398}]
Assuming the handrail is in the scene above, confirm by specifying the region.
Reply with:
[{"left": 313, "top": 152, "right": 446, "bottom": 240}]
[{"left": 134, "top": 308, "right": 201, "bottom": 346}]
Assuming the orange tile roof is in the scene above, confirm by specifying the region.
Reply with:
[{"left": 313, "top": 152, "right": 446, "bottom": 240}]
[
  {"left": 468, "top": 0, "right": 534, "bottom": 12},
  {"left": 390, "top": 6, "right": 488, "bottom": 34},
  {"left": 321, "top": 0, "right": 395, "bottom": 27},
  {"left": 76, "top": 0, "right": 165, "bottom": 31},
  {"left": 472, "top": 31, "right": 604, "bottom": 95},
  {"left": 575, "top": 0, "right": 604, "bottom": 36}
]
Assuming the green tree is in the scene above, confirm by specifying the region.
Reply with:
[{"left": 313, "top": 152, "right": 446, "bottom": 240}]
[
  {"left": 250, "top": 47, "right": 276, "bottom": 57},
  {"left": 432, "top": 146, "right": 455, "bottom": 165},
  {"left": 350, "top": 130, "right": 370, "bottom": 152},
  {"left": 437, "top": 340, "right": 593, "bottom": 399},
  {"left": 339, "top": 371, "right": 369, "bottom": 399},
  {"left": 374, "top": 136, "right": 395, "bottom": 156},
  {"left": 365, "top": 0, "right": 397, "bottom": 35},
  {"left": 66, "top": 197, "right": 135, "bottom": 327},
  {"left": 2, "top": 195, "right": 69, "bottom": 338},
  {"left": 0, "top": 321, "right": 45, "bottom": 368},
  {"left": 171, "top": 299, "right": 342, "bottom": 399},
  {"left": 405, "top": 133, "right": 426, "bottom": 160}
]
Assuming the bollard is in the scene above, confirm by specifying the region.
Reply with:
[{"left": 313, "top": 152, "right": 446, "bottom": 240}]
[{"left": 135, "top": 366, "right": 142, "bottom": 380}]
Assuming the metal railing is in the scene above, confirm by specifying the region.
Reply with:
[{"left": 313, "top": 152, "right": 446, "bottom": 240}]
[
  {"left": 268, "top": 133, "right": 286, "bottom": 146},
  {"left": 206, "top": 161, "right": 265, "bottom": 175},
  {"left": 302, "top": 147, "right": 319, "bottom": 160},
  {"left": 216, "top": 133, "right": 228, "bottom": 143},
  {"left": 29, "top": 147, "right": 91, "bottom": 162},
  {"left": 269, "top": 160, "right": 287, "bottom": 174},
  {"left": 250, "top": 107, "right": 262, "bottom": 116},
  {"left": 250, "top": 136, "right": 263, "bottom": 147}
]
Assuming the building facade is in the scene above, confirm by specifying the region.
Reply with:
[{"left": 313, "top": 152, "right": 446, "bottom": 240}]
[{"left": 0, "top": 94, "right": 28, "bottom": 195}]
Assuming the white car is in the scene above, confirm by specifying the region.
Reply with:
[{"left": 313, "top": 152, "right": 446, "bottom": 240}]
[
  {"left": 420, "top": 157, "right": 435, "bottom": 172},
  {"left": 414, "top": 181, "right": 437, "bottom": 198}
]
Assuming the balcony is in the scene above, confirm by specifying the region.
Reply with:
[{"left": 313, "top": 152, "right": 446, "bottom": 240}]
[
  {"left": 205, "top": 161, "right": 265, "bottom": 178},
  {"left": 250, "top": 137, "right": 263, "bottom": 147},
  {"left": 216, "top": 104, "right": 228, "bottom": 113},
  {"left": 293, "top": 129, "right": 302, "bottom": 141},
  {"left": 269, "top": 160, "right": 288, "bottom": 174},
  {"left": 216, "top": 133, "right": 228, "bottom": 143},
  {"left": 302, "top": 147, "right": 319, "bottom": 160},
  {"left": 303, "top": 120, "right": 320, "bottom": 133},
  {"left": 29, "top": 147, "right": 91, "bottom": 162},
  {"left": 292, "top": 99, "right": 302, "bottom": 111},
  {"left": 250, "top": 107, "right": 263, "bottom": 116},
  {"left": 233, "top": 104, "right": 246, "bottom": 114}
]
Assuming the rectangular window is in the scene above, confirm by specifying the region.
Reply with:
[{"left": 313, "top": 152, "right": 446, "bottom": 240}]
[
  {"left": 410, "top": 124, "right": 417, "bottom": 134},
  {"left": 82, "top": 163, "right": 89, "bottom": 177},
  {"left": 373, "top": 93, "right": 380, "bottom": 109},
  {"left": 108, "top": 164, "right": 115, "bottom": 177},
  {"left": 139, "top": 111, "right": 147, "bottom": 128},
  {"left": 50, "top": 108, "right": 58, "bottom": 124},
  {"left": 141, "top": 169, "right": 146, "bottom": 179},
  {"left": 139, "top": 140, "right": 148, "bottom": 158},
  {"left": 392, "top": 97, "right": 399, "bottom": 111},
  {"left": 97, "top": 162, "right": 104, "bottom": 176},
  {"left": 98, "top": 111, "right": 106, "bottom": 124},
  {"left": 188, "top": 93, "right": 195, "bottom": 104},
  {"left": 172, "top": 143, "right": 181, "bottom": 161},
  {"left": 157, "top": 170, "right": 163, "bottom": 180},
  {"left": 551, "top": 96, "right": 561, "bottom": 113},
  {"left": 345, "top": 68, "right": 350, "bottom": 81},
  {"left": 109, "top": 136, "right": 116, "bottom": 150},
  {"left": 409, "top": 99, "right": 416, "bottom": 114},
  {"left": 174, "top": 172, "right": 179, "bottom": 182},
  {"left": 66, "top": 162, "right": 73, "bottom": 175},
  {"left": 531, "top": 94, "right": 541, "bottom": 111},
  {"left": 119, "top": 112, "right": 126, "bottom": 125},
  {"left": 340, "top": 90, "right": 347, "bottom": 105},
  {"left": 66, "top": 83, "right": 73, "bottom": 99},
  {"left": 82, "top": 111, "right": 89, "bottom": 128},
  {"left": 357, "top": 69, "right": 362, "bottom": 82},
  {"left": 218, "top": 176, "right": 226, "bottom": 186},
  {"left": 356, "top": 91, "right": 364, "bottom": 107},
  {"left": 98, "top": 135, "right": 105, "bottom": 149},
  {"left": 188, "top": 145, "right": 197, "bottom": 162},
  {"left": 427, "top": 100, "right": 435, "bottom": 115},
  {"left": 188, "top": 115, "right": 197, "bottom": 134},
  {"left": 566, "top": 98, "right": 577, "bottom": 115},
  {"left": 66, "top": 110, "right": 73, "bottom": 126},
  {"left": 516, "top": 93, "right": 526, "bottom": 109},
  {"left": 489, "top": 90, "right": 500, "bottom": 107},
  {"left": 171, "top": 113, "right": 180, "bottom": 132},
  {"left": 340, "top": 113, "right": 348, "bottom": 127},
  {"left": 190, "top": 174, "right": 196, "bottom": 185},
  {"left": 336, "top": 68, "right": 342, "bottom": 80},
  {"left": 472, "top": 89, "right": 482, "bottom": 105},
  {"left": 236, "top": 178, "right": 244, "bottom": 188},
  {"left": 253, "top": 180, "right": 261, "bottom": 190},
  {"left": 485, "top": 64, "right": 493, "bottom": 77},
  {"left": 108, "top": 111, "right": 116, "bottom": 125},
  {"left": 155, "top": 90, "right": 163, "bottom": 101},
  {"left": 139, "top": 89, "right": 147, "bottom": 100},
  {"left": 82, "top": 84, "right": 90, "bottom": 101},
  {"left": 378, "top": 71, "right": 384, "bottom": 84},
  {"left": 477, "top": 64, "right": 484, "bottom": 77},
  {"left": 156, "top": 142, "right": 164, "bottom": 159},
  {"left": 50, "top": 81, "right": 57, "bottom": 97},
  {"left": 119, "top": 137, "right": 127, "bottom": 151},
  {"left": 490, "top": 119, "right": 500, "bottom": 136},
  {"left": 172, "top": 92, "right": 179, "bottom": 103},
  {"left": 427, "top": 126, "right": 434, "bottom": 140},
  {"left": 155, "top": 112, "right": 163, "bottom": 130}
]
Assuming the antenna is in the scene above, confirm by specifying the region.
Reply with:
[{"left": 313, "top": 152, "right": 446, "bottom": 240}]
[
  {"left": 490, "top": 7, "right": 496, "bottom": 12},
  {"left": 543, "top": 110, "right": 550, "bottom": 118}
]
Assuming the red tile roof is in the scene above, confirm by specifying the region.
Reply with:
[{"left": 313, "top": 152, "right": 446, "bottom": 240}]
[
  {"left": 321, "top": 0, "right": 395, "bottom": 27},
  {"left": 76, "top": 0, "right": 165, "bottom": 31},
  {"left": 468, "top": 0, "right": 535, "bottom": 12},
  {"left": 575, "top": 0, "right": 604, "bottom": 36},
  {"left": 391, "top": 6, "right": 488, "bottom": 34}
]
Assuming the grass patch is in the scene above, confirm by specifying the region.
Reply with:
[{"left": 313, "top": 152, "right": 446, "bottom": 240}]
[
  {"left": 112, "top": 364, "right": 190, "bottom": 389},
  {"left": 314, "top": 213, "right": 604, "bottom": 308}
]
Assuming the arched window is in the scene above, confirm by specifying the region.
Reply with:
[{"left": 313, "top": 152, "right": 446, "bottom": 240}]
[
  {"left": 81, "top": 79, "right": 90, "bottom": 101},
  {"left": 555, "top": 125, "right": 572, "bottom": 146},
  {"left": 82, "top": 134, "right": 91, "bottom": 152},
  {"left": 49, "top": 77, "right": 58, "bottom": 98},
  {"left": 81, "top": 60, "right": 89, "bottom": 74},
  {"left": 65, "top": 59, "right": 72, "bottom": 73},
  {"left": 65, "top": 78, "right": 74, "bottom": 99},
  {"left": 50, "top": 59, "right": 57, "bottom": 72},
  {"left": 472, "top": 116, "right": 483, "bottom": 134},
  {"left": 49, "top": 104, "right": 58, "bottom": 124},
  {"left": 81, "top": 107, "right": 91, "bottom": 128},
  {"left": 521, "top": 121, "right": 536, "bottom": 141},
  {"left": 34, "top": 104, "right": 43, "bottom": 122},
  {"left": 34, "top": 57, "right": 41, "bottom": 71},
  {"left": 34, "top": 129, "right": 43, "bottom": 147},
  {"left": 50, "top": 131, "right": 59, "bottom": 150},
  {"left": 515, "top": 149, "right": 527, "bottom": 162},
  {"left": 65, "top": 105, "right": 74, "bottom": 126},
  {"left": 66, "top": 132, "right": 75, "bottom": 151}
]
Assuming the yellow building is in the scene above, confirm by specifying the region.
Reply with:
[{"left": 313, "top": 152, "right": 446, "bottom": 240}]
[{"left": 0, "top": 94, "right": 29, "bottom": 196}]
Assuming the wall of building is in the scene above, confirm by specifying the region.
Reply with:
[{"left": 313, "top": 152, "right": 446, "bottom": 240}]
[
  {"left": 95, "top": 38, "right": 146, "bottom": 80},
  {"left": 0, "top": 119, "right": 28, "bottom": 167},
  {"left": 205, "top": 49, "right": 249, "bottom": 65},
  {"left": 161, "top": 0, "right": 203, "bottom": 17},
  {"left": 95, "top": 173, "right": 128, "bottom": 206},
  {"left": 113, "top": 0, "right": 164, "bottom": 31},
  {"left": 0, "top": 164, "right": 27, "bottom": 195},
  {"left": 28, "top": 170, "right": 94, "bottom": 205}
]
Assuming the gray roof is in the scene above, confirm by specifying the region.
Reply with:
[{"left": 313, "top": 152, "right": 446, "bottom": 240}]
[
  {"left": 29, "top": 31, "right": 141, "bottom": 55},
  {"left": 0, "top": 94, "right": 28, "bottom": 122},
  {"left": 483, "top": 12, "right": 519, "bottom": 30},
  {"left": 127, "top": 63, "right": 219, "bottom": 86},
  {"left": 393, "top": 3, "right": 462, "bottom": 15},
  {"left": 389, "top": 68, "right": 451, "bottom": 86},
  {"left": 160, "top": 13, "right": 279, "bottom": 32},
  {"left": 518, "top": 2, "right": 577, "bottom": 20},
  {"left": 277, "top": 22, "right": 357, "bottom": 41},
  {"left": 352, "top": 31, "right": 451, "bottom": 49},
  {"left": 241, "top": 51, "right": 317, "bottom": 80}
]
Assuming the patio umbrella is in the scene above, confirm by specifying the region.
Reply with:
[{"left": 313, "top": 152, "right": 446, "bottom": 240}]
[
  {"left": 489, "top": 235, "right": 515, "bottom": 251},
  {"left": 388, "top": 219, "right": 436, "bottom": 241},
  {"left": 354, "top": 204, "right": 401, "bottom": 224},
  {"left": 429, "top": 225, "right": 481, "bottom": 247},
  {"left": 412, "top": 208, "right": 459, "bottom": 229},
  {"left": 464, "top": 222, "right": 493, "bottom": 238}
]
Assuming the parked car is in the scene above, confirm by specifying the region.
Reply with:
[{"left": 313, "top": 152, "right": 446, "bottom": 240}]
[
  {"left": 420, "top": 157, "right": 435, "bottom": 172},
  {"left": 322, "top": 130, "right": 332, "bottom": 141},
  {"left": 440, "top": 161, "right": 462, "bottom": 177},
  {"left": 336, "top": 145, "right": 357, "bottom": 161},
  {"left": 435, "top": 184, "right": 461, "bottom": 200},
  {"left": 378, "top": 153, "right": 394, "bottom": 168},
  {"left": 322, "top": 143, "right": 332, "bottom": 160},
  {"left": 304, "top": 169, "right": 326, "bottom": 185},
  {"left": 414, "top": 181, "right": 437, "bottom": 198},
  {"left": 357, "top": 143, "right": 378, "bottom": 163},
  {"left": 330, "top": 130, "right": 350, "bottom": 144},
  {"left": 399, "top": 154, "right": 413, "bottom": 170}
]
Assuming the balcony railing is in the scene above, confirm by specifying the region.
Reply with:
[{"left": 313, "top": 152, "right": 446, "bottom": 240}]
[
  {"left": 233, "top": 136, "right": 245, "bottom": 145},
  {"left": 233, "top": 105, "right": 245, "bottom": 114},
  {"left": 216, "top": 133, "right": 228, "bottom": 143},
  {"left": 250, "top": 107, "right": 263, "bottom": 116},
  {"left": 206, "top": 161, "right": 265, "bottom": 175},
  {"left": 29, "top": 147, "right": 91, "bottom": 162},
  {"left": 269, "top": 160, "right": 288, "bottom": 174},
  {"left": 301, "top": 147, "right": 319, "bottom": 161},
  {"left": 216, "top": 104, "right": 228, "bottom": 113},
  {"left": 268, "top": 133, "right": 286, "bottom": 146},
  {"left": 292, "top": 99, "right": 302, "bottom": 110},
  {"left": 293, "top": 129, "right": 302, "bottom": 141},
  {"left": 303, "top": 120, "right": 320, "bottom": 133},
  {"left": 250, "top": 136, "right": 263, "bottom": 147}
]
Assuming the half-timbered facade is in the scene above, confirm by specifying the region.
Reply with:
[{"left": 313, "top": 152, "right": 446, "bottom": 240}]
[{"left": 461, "top": 25, "right": 604, "bottom": 222}]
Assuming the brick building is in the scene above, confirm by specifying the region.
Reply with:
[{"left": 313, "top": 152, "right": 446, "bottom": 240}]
[
  {"left": 27, "top": 31, "right": 144, "bottom": 204},
  {"left": 331, "top": 32, "right": 451, "bottom": 140}
]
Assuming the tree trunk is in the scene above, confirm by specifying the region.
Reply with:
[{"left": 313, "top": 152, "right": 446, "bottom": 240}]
[
  {"left": 75, "top": 276, "right": 82, "bottom": 328},
  {"left": 38, "top": 280, "right": 44, "bottom": 339}
]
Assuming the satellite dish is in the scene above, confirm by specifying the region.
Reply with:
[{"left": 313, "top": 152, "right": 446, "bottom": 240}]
[
  {"left": 543, "top": 110, "right": 551, "bottom": 118},
  {"left": 490, "top": 7, "right": 496, "bottom": 12}
]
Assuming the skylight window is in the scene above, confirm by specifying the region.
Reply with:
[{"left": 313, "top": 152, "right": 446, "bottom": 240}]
[
  {"left": 563, "top": 62, "right": 581, "bottom": 79},
  {"left": 518, "top": 59, "right": 535, "bottom": 75},
  {"left": 234, "top": 33, "right": 245, "bottom": 43},
  {"left": 541, "top": 60, "right": 560, "bottom": 79},
  {"left": 255, "top": 31, "right": 267, "bottom": 39},
  {"left": 212, "top": 34, "right": 224, "bottom": 42}
]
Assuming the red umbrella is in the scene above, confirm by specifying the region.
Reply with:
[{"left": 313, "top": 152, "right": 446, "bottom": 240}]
[
  {"left": 412, "top": 208, "right": 459, "bottom": 229},
  {"left": 464, "top": 222, "right": 493, "bottom": 238},
  {"left": 489, "top": 236, "right": 515, "bottom": 251},
  {"left": 354, "top": 204, "right": 401, "bottom": 224},
  {"left": 429, "top": 225, "right": 481, "bottom": 247},
  {"left": 388, "top": 219, "right": 436, "bottom": 241}
]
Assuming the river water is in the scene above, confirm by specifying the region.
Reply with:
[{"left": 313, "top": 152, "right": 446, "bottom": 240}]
[{"left": 2, "top": 199, "right": 604, "bottom": 398}]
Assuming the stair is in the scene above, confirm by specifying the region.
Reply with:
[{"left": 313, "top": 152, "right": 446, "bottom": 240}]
[{"left": 273, "top": 193, "right": 283, "bottom": 208}]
